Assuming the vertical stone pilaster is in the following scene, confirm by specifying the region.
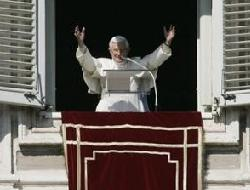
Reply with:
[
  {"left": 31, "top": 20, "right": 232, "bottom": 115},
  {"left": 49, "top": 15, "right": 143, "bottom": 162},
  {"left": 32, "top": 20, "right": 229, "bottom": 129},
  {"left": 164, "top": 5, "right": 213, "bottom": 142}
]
[{"left": 0, "top": 105, "right": 12, "bottom": 175}]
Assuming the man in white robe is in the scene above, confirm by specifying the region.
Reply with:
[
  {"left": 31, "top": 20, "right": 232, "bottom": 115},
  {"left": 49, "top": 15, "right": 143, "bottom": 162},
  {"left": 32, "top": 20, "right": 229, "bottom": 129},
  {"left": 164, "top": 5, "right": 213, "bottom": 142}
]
[{"left": 74, "top": 25, "right": 175, "bottom": 112}]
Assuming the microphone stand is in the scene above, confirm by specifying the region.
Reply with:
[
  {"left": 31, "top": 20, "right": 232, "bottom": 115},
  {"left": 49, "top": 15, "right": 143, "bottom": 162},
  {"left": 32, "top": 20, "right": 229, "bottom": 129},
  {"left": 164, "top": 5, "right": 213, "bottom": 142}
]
[{"left": 123, "top": 57, "right": 158, "bottom": 112}]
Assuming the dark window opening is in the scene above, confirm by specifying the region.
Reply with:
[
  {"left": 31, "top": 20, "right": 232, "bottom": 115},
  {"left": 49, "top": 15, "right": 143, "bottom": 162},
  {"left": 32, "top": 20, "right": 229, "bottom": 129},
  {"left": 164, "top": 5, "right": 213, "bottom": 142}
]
[{"left": 55, "top": 0, "right": 197, "bottom": 111}]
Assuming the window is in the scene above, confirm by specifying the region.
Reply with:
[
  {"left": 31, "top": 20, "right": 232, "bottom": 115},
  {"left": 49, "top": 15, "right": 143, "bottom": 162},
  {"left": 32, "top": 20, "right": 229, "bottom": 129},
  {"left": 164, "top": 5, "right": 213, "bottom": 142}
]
[
  {"left": 55, "top": 0, "right": 197, "bottom": 111},
  {"left": 0, "top": 0, "right": 55, "bottom": 108}
]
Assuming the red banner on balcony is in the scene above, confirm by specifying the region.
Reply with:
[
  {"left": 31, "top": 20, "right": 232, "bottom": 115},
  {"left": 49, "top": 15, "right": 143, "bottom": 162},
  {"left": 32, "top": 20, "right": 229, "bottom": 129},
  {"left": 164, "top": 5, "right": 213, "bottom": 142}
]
[{"left": 61, "top": 112, "right": 203, "bottom": 190}]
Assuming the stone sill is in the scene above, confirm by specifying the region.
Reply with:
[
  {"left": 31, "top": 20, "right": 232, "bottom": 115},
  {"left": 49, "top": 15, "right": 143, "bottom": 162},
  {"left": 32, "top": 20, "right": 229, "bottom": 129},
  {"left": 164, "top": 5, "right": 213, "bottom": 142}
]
[
  {"left": 43, "top": 111, "right": 241, "bottom": 146},
  {"left": 19, "top": 133, "right": 63, "bottom": 146},
  {"left": 31, "top": 127, "right": 60, "bottom": 133},
  {"left": 17, "top": 170, "right": 68, "bottom": 185},
  {"left": 0, "top": 174, "right": 18, "bottom": 183},
  {"left": 205, "top": 169, "right": 250, "bottom": 184}
]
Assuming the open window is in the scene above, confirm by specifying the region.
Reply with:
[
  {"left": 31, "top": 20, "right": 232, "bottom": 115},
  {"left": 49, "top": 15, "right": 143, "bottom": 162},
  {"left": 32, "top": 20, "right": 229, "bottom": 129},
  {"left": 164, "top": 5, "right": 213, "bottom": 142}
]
[{"left": 55, "top": 0, "right": 197, "bottom": 111}]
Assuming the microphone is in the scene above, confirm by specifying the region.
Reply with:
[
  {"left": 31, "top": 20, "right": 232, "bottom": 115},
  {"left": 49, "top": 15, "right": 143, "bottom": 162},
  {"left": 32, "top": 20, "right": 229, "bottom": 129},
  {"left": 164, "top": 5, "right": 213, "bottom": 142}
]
[{"left": 122, "top": 57, "right": 158, "bottom": 111}]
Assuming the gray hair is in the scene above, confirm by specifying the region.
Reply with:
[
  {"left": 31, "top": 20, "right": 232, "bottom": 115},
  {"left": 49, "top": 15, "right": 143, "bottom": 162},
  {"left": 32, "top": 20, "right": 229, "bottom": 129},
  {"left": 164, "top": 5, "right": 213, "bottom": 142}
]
[{"left": 109, "top": 36, "right": 129, "bottom": 48}]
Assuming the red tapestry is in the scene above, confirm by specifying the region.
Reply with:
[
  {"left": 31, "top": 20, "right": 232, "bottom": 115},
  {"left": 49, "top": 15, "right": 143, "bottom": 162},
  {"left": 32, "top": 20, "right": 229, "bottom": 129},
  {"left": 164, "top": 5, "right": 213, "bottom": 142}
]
[{"left": 61, "top": 112, "right": 203, "bottom": 190}]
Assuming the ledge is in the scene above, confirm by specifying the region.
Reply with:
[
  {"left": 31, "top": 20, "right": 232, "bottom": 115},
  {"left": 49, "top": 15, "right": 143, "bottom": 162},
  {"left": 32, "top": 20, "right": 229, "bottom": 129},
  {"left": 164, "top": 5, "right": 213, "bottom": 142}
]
[
  {"left": 19, "top": 133, "right": 63, "bottom": 146},
  {"left": 205, "top": 169, "right": 250, "bottom": 184},
  {"left": 0, "top": 174, "right": 18, "bottom": 183},
  {"left": 31, "top": 127, "right": 60, "bottom": 133},
  {"left": 16, "top": 170, "right": 68, "bottom": 185}
]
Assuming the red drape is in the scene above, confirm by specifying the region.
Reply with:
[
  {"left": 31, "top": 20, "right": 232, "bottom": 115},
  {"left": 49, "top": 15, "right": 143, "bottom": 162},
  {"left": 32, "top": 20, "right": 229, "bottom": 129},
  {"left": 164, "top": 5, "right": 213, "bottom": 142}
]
[{"left": 62, "top": 111, "right": 203, "bottom": 190}]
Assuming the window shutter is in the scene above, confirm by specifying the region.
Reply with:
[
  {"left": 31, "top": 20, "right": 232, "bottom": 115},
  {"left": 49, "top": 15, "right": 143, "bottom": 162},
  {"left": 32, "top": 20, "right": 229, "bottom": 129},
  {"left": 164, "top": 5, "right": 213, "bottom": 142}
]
[
  {"left": 0, "top": 0, "right": 41, "bottom": 106},
  {"left": 223, "top": 0, "right": 250, "bottom": 93}
]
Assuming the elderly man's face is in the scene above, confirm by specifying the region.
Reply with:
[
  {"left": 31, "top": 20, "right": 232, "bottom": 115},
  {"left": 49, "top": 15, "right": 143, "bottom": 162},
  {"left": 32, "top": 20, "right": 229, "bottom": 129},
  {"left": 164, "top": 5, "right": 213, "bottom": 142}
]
[{"left": 109, "top": 42, "right": 129, "bottom": 63}]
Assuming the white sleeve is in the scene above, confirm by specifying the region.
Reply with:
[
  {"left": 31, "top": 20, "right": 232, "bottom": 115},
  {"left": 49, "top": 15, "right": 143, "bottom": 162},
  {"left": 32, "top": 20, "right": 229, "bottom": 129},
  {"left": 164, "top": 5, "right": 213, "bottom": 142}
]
[
  {"left": 141, "top": 43, "right": 172, "bottom": 70},
  {"left": 76, "top": 46, "right": 102, "bottom": 94},
  {"left": 82, "top": 70, "right": 102, "bottom": 94},
  {"left": 76, "top": 46, "right": 97, "bottom": 72}
]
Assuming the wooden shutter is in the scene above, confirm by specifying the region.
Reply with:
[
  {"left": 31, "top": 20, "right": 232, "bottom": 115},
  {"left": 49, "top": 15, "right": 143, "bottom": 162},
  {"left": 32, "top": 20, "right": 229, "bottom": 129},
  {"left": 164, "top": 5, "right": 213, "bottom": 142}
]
[
  {"left": 223, "top": 0, "right": 250, "bottom": 93},
  {"left": 0, "top": 0, "right": 40, "bottom": 106}
]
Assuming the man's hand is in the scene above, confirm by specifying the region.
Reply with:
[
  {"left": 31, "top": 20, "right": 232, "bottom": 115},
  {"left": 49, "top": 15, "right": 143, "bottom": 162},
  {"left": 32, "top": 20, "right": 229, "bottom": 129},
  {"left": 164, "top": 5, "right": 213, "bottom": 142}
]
[
  {"left": 74, "top": 25, "right": 85, "bottom": 48},
  {"left": 163, "top": 25, "right": 175, "bottom": 46}
]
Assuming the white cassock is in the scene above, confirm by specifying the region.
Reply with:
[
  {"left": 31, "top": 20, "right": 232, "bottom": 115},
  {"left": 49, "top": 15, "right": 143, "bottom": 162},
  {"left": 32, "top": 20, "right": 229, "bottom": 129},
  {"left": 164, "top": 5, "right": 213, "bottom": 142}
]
[{"left": 76, "top": 43, "right": 172, "bottom": 112}]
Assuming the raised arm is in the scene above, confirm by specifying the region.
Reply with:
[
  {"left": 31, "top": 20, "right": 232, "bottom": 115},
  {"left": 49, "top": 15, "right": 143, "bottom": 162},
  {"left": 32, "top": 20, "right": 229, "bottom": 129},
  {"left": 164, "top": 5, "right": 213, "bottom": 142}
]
[
  {"left": 74, "top": 25, "right": 97, "bottom": 72},
  {"left": 73, "top": 26, "right": 101, "bottom": 94},
  {"left": 140, "top": 25, "right": 176, "bottom": 69},
  {"left": 74, "top": 25, "right": 85, "bottom": 48},
  {"left": 163, "top": 25, "right": 176, "bottom": 47}
]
